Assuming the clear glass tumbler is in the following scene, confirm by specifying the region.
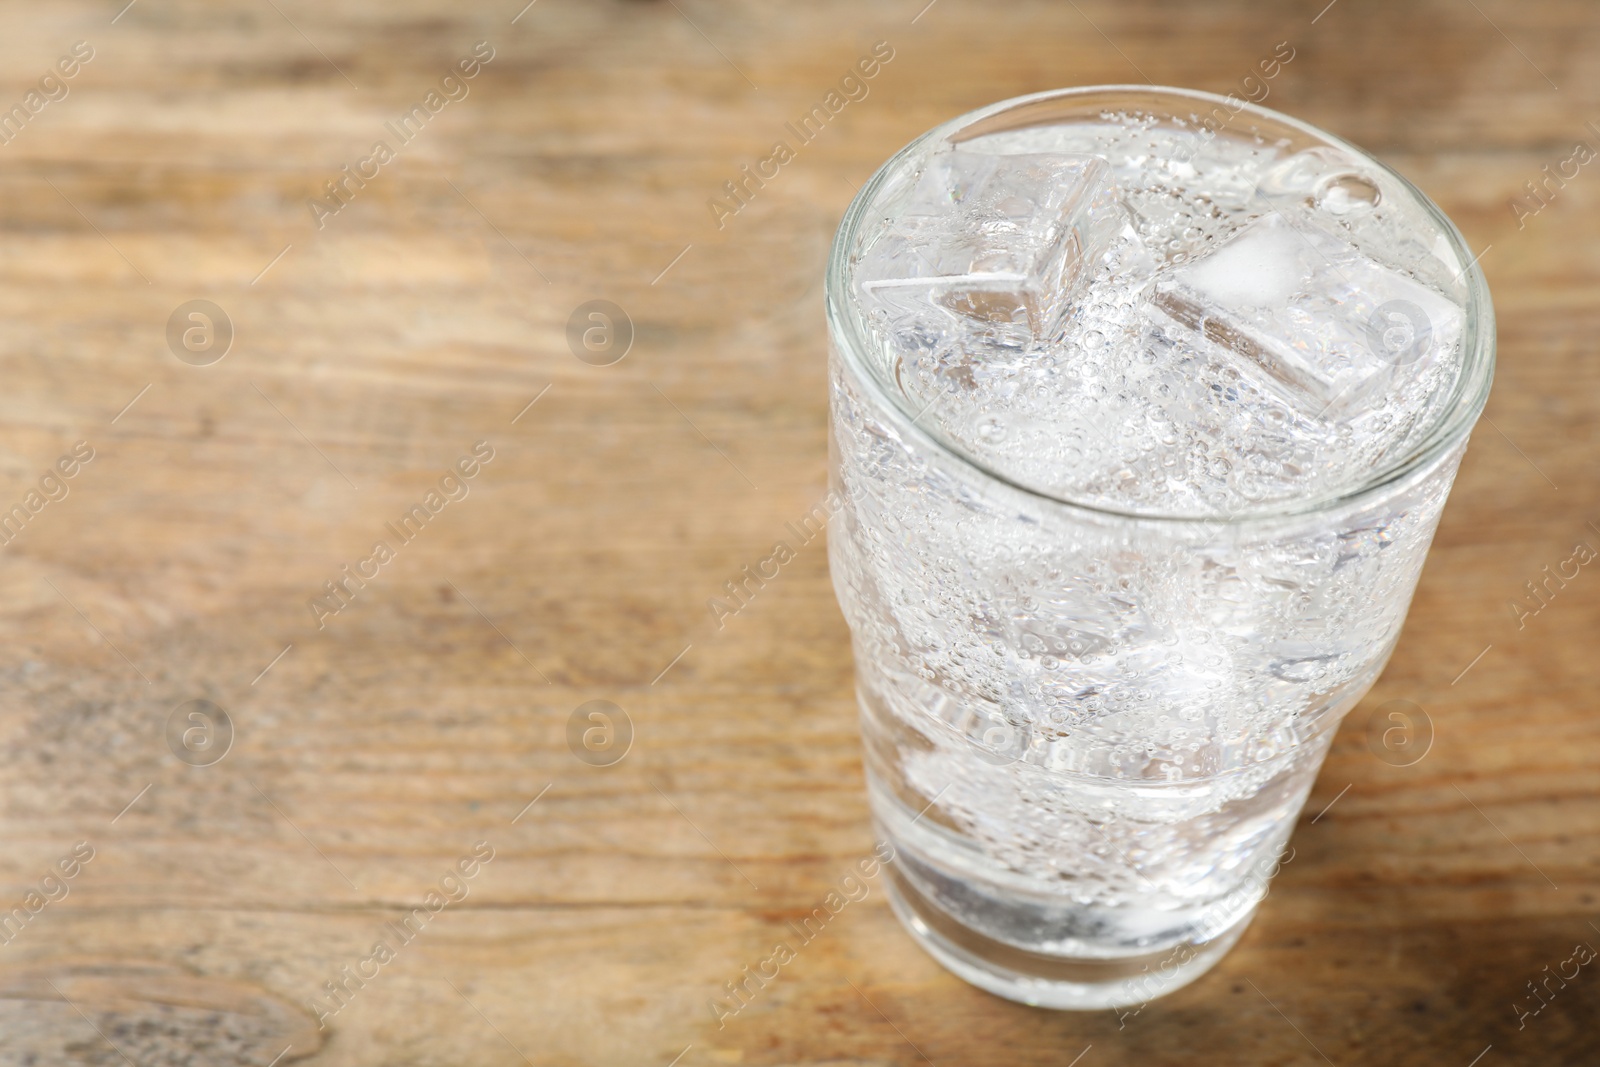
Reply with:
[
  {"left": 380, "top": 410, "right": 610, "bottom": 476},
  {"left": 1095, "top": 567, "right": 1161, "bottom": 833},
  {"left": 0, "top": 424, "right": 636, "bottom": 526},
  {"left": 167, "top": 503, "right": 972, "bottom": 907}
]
[{"left": 826, "top": 87, "right": 1494, "bottom": 1009}]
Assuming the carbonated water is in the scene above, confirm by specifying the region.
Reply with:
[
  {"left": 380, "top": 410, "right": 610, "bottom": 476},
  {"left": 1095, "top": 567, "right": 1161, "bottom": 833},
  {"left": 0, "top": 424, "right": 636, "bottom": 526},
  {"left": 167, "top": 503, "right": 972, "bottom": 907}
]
[{"left": 828, "top": 95, "right": 1487, "bottom": 1008}]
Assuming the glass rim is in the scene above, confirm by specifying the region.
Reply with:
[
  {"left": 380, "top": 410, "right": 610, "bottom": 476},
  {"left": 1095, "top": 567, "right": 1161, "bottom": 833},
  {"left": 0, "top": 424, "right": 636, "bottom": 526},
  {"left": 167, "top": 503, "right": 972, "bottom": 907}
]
[{"left": 825, "top": 84, "right": 1496, "bottom": 526}]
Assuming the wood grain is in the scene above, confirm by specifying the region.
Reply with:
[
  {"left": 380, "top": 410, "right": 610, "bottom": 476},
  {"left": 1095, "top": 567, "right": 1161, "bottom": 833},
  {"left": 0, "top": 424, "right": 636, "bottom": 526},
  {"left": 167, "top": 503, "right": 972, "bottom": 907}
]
[{"left": 0, "top": 0, "right": 1595, "bottom": 1064}]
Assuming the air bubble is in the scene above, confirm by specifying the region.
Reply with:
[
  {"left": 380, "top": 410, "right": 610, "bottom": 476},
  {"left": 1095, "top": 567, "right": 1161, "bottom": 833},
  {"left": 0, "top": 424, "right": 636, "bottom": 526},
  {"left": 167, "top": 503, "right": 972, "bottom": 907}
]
[{"left": 1313, "top": 172, "right": 1381, "bottom": 215}]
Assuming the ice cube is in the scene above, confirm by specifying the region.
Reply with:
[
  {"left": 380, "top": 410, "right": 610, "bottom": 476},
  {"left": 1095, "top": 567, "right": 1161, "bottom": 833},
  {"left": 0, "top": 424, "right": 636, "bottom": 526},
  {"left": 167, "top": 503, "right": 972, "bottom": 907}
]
[
  {"left": 1149, "top": 212, "right": 1464, "bottom": 418},
  {"left": 858, "top": 149, "right": 1120, "bottom": 348}
]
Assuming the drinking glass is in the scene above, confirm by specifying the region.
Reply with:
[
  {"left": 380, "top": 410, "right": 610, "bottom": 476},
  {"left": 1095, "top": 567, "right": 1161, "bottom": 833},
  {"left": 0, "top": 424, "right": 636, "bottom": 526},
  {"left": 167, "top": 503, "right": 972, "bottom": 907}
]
[{"left": 825, "top": 86, "right": 1494, "bottom": 1009}]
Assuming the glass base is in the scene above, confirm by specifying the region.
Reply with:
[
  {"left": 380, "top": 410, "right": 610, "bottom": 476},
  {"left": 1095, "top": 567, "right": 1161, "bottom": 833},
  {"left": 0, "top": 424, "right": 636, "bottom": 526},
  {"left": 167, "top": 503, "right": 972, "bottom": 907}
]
[{"left": 882, "top": 858, "right": 1255, "bottom": 1010}]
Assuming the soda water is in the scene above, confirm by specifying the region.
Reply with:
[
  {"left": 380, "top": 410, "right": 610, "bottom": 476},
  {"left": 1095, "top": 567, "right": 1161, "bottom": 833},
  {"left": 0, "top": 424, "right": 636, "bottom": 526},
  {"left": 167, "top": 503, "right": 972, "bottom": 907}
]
[{"left": 827, "top": 88, "right": 1492, "bottom": 1008}]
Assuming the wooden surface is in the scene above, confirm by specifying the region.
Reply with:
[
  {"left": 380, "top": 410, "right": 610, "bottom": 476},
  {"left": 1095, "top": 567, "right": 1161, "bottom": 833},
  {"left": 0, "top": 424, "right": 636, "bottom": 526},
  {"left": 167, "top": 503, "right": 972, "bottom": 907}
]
[{"left": 0, "top": 0, "right": 1596, "bottom": 1064}]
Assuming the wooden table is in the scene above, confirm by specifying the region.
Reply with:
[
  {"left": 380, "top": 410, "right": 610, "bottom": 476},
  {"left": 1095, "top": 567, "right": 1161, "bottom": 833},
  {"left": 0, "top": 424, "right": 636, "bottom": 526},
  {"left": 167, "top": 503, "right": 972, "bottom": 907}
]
[{"left": 0, "top": 0, "right": 1595, "bottom": 1063}]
